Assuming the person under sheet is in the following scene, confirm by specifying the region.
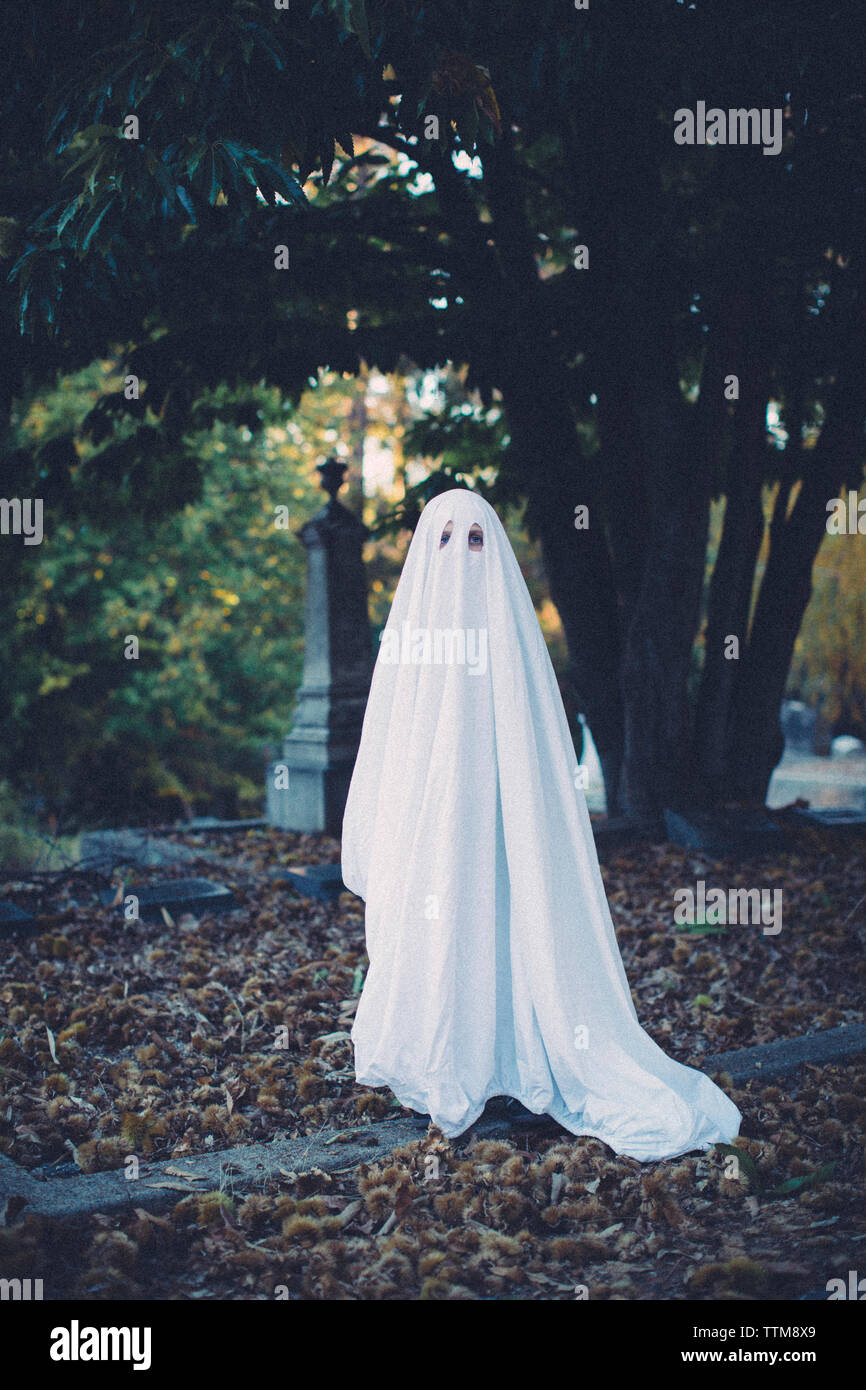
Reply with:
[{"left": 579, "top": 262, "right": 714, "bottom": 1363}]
[{"left": 341, "top": 488, "right": 742, "bottom": 1162}]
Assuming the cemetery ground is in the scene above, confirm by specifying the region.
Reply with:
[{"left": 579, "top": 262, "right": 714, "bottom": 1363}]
[{"left": 1, "top": 823, "right": 865, "bottom": 1301}]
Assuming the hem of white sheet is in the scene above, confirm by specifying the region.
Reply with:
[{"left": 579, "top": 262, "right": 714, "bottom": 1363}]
[{"left": 353, "top": 1066, "right": 740, "bottom": 1164}]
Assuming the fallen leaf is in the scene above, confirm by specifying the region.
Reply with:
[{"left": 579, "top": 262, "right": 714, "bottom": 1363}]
[{"left": 134, "top": 1208, "right": 172, "bottom": 1227}]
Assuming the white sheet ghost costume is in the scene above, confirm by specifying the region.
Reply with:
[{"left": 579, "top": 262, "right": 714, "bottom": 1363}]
[{"left": 341, "top": 489, "right": 741, "bottom": 1161}]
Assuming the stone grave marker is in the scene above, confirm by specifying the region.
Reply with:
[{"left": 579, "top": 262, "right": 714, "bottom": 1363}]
[
  {"left": 273, "top": 864, "right": 347, "bottom": 902},
  {"left": 0, "top": 900, "right": 38, "bottom": 939},
  {"left": 780, "top": 700, "right": 817, "bottom": 755},
  {"left": 266, "top": 459, "right": 373, "bottom": 837},
  {"left": 830, "top": 735, "right": 866, "bottom": 760},
  {"left": 99, "top": 877, "right": 236, "bottom": 920}
]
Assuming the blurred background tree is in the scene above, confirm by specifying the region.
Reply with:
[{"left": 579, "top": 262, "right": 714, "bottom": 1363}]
[{"left": 2, "top": 364, "right": 409, "bottom": 827}]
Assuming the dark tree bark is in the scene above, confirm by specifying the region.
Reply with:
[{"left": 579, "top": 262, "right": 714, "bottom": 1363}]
[
  {"left": 475, "top": 131, "right": 628, "bottom": 812},
  {"left": 618, "top": 375, "right": 710, "bottom": 830},
  {"left": 694, "top": 276, "right": 774, "bottom": 801},
  {"left": 726, "top": 271, "right": 866, "bottom": 801}
]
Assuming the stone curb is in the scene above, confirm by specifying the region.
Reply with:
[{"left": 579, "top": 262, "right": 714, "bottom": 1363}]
[
  {"left": 702, "top": 1020, "right": 866, "bottom": 1084},
  {"left": 1, "top": 1125, "right": 419, "bottom": 1225},
  {"left": 3, "top": 1023, "right": 864, "bottom": 1226}
]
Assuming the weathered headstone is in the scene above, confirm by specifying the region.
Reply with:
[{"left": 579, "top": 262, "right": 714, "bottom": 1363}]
[
  {"left": 272, "top": 864, "right": 347, "bottom": 902},
  {"left": 0, "top": 900, "right": 38, "bottom": 939},
  {"left": 830, "top": 735, "right": 866, "bottom": 760},
  {"left": 99, "top": 877, "right": 236, "bottom": 920},
  {"left": 266, "top": 458, "right": 373, "bottom": 836},
  {"left": 780, "top": 700, "right": 817, "bottom": 755}
]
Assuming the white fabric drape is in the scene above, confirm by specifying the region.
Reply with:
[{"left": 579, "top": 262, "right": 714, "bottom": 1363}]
[{"left": 341, "top": 489, "right": 741, "bottom": 1161}]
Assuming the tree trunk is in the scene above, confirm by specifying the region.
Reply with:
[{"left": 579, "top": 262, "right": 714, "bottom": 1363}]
[
  {"left": 531, "top": 464, "right": 627, "bottom": 814},
  {"left": 496, "top": 363, "right": 626, "bottom": 812},
  {"left": 726, "top": 276, "right": 866, "bottom": 801},
  {"left": 479, "top": 131, "right": 628, "bottom": 813},
  {"left": 600, "top": 238, "right": 709, "bottom": 830},
  {"left": 618, "top": 378, "right": 710, "bottom": 830},
  {"left": 694, "top": 279, "right": 774, "bottom": 801}
]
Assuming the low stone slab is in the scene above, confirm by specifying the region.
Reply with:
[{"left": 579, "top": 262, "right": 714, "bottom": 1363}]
[
  {"left": 273, "top": 864, "right": 346, "bottom": 902},
  {"left": 0, "top": 1152, "right": 41, "bottom": 1224},
  {"left": 5, "top": 1023, "right": 864, "bottom": 1226},
  {"left": 186, "top": 818, "right": 268, "bottom": 832},
  {"left": 0, "top": 1122, "right": 423, "bottom": 1224},
  {"left": 784, "top": 807, "right": 866, "bottom": 839},
  {"left": 664, "top": 808, "right": 784, "bottom": 857},
  {"left": 768, "top": 759, "right": 866, "bottom": 813},
  {"left": 98, "top": 877, "right": 236, "bottom": 920},
  {"left": 703, "top": 1021, "right": 866, "bottom": 1084},
  {"left": 0, "top": 900, "right": 38, "bottom": 939},
  {"left": 80, "top": 829, "right": 213, "bottom": 874}
]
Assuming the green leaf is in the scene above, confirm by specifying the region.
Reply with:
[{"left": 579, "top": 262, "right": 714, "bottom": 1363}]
[
  {"left": 248, "top": 154, "right": 307, "bottom": 208},
  {"left": 86, "top": 147, "right": 111, "bottom": 197},
  {"left": 713, "top": 1142, "right": 759, "bottom": 1185},
  {"left": 74, "top": 122, "right": 118, "bottom": 143},
  {"left": 772, "top": 1161, "right": 836, "bottom": 1196},
  {"left": 80, "top": 196, "right": 116, "bottom": 253},
  {"left": 186, "top": 145, "right": 206, "bottom": 179},
  {"left": 56, "top": 197, "right": 83, "bottom": 240},
  {"left": 176, "top": 185, "right": 195, "bottom": 221},
  {"left": 150, "top": 157, "right": 175, "bottom": 200},
  {"left": 320, "top": 139, "right": 335, "bottom": 187}
]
